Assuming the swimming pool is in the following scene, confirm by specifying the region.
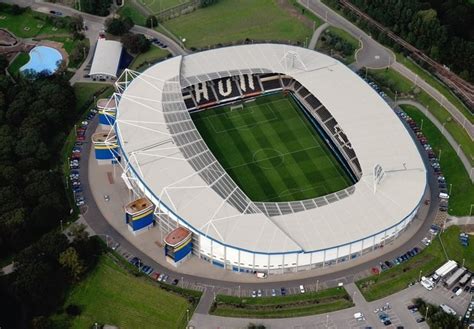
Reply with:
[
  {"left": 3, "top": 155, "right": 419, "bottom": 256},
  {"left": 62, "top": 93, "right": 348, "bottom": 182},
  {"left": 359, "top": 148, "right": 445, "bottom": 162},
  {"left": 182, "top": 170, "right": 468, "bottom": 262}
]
[{"left": 20, "top": 46, "right": 63, "bottom": 75}]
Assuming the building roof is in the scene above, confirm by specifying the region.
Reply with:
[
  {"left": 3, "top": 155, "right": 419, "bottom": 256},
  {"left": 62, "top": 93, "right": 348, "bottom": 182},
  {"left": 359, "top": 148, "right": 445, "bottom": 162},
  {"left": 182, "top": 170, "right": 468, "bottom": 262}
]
[
  {"left": 115, "top": 44, "right": 426, "bottom": 255},
  {"left": 125, "top": 197, "right": 153, "bottom": 215},
  {"left": 90, "top": 39, "right": 122, "bottom": 78},
  {"left": 164, "top": 227, "right": 192, "bottom": 247}
]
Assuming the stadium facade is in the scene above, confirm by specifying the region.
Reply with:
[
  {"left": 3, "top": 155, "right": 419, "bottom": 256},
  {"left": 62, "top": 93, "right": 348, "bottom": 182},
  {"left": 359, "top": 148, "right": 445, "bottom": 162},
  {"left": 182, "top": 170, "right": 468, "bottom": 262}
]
[{"left": 109, "top": 44, "right": 426, "bottom": 274}]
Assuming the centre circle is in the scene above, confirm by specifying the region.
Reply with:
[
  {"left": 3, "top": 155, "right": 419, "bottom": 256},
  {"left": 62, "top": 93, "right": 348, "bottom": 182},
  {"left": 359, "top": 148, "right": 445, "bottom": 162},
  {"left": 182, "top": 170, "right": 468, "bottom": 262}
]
[{"left": 253, "top": 148, "right": 284, "bottom": 170}]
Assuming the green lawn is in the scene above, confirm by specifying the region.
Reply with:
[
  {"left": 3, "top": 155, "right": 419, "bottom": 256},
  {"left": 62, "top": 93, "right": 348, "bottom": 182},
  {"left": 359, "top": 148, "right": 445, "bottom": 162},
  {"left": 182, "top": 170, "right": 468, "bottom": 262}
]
[
  {"left": 73, "top": 82, "right": 114, "bottom": 112},
  {"left": 53, "top": 255, "right": 192, "bottom": 329},
  {"left": 395, "top": 53, "right": 473, "bottom": 124},
  {"left": 211, "top": 287, "right": 353, "bottom": 318},
  {"left": 140, "top": 0, "right": 186, "bottom": 13},
  {"left": 129, "top": 45, "right": 170, "bottom": 71},
  {"left": 356, "top": 226, "right": 474, "bottom": 301},
  {"left": 0, "top": 7, "right": 69, "bottom": 38},
  {"left": 368, "top": 68, "right": 474, "bottom": 166},
  {"left": 162, "top": 0, "right": 313, "bottom": 49},
  {"left": 118, "top": 1, "right": 147, "bottom": 26},
  {"left": 401, "top": 105, "right": 474, "bottom": 216},
  {"left": 7, "top": 52, "right": 29, "bottom": 76},
  {"left": 191, "top": 93, "right": 352, "bottom": 202}
]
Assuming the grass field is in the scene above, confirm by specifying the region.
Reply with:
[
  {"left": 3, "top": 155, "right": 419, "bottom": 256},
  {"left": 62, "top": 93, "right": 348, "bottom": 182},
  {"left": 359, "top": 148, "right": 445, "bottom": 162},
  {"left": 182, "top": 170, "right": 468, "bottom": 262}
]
[
  {"left": 118, "top": 1, "right": 147, "bottom": 26},
  {"left": 129, "top": 45, "right": 170, "bottom": 71},
  {"left": 191, "top": 94, "right": 352, "bottom": 202},
  {"left": 401, "top": 105, "right": 473, "bottom": 216},
  {"left": 0, "top": 7, "right": 69, "bottom": 38},
  {"left": 52, "top": 254, "right": 192, "bottom": 329},
  {"left": 356, "top": 226, "right": 474, "bottom": 301},
  {"left": 162, "top": 0, "right": 313, "bottom": 49},
  {"left": 140, "top": 0, "right": 186, "bottom": 13},
  {"left": 395, "top": 53, "right": 473, "bottom": 124},
  {"left": 368, "top": 68, "right": 474, "bottom": 166},
  {"left": 211, "top": 287, "right": 353, "bottom": 318}
]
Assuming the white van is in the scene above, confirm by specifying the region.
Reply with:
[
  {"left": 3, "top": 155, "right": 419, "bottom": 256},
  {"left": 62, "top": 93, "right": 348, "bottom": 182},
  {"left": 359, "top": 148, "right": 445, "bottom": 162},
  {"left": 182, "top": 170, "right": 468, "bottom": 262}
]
[
  {"left": 439, "top": 192, "right": 450, "bottom": 199},
  {"left": 353, "top": 312, "right": 365, "bottom": 321},
  {"left": 420, "top": 276, "right": 434, "bottom": 290},
  {"left": 299, "top": 285, "right": 305, "bottom": 293}
]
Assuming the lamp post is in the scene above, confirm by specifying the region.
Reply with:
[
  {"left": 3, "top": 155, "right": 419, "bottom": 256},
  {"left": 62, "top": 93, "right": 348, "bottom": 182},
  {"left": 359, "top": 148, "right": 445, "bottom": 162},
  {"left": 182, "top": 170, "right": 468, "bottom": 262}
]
[
  {"left": 441, "top": 122, "right": 447, "bottom": 134},
  {"left": 449, "top": 183, "right": 452, "bottom": 195},
  {"left": 425, "top": 305, "right": 429, "bottom": 320},
  {"left": 418, "top": 269, "right": 422, "bottom": 282},
  {"left": 316, "top": 279, "right": 319, "bottom": 292},
  {"left": 186, "top": 309, "right": 189, "bottom": 323},
  {"left": 470, "top": 204, "right": 473, "bottom": 217},
  {"left": 420, "top": 118, "right": 423, "bottom": 130},
  {"left": 438, "top": 149, "right": 442, "bottom": 162}
]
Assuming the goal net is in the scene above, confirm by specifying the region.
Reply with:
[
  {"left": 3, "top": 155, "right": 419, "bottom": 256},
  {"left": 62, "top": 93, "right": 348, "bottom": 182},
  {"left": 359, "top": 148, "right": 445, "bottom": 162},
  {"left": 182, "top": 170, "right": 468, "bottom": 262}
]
[{"left": 230, "top": 104, "right": 244, "bottom": 111}]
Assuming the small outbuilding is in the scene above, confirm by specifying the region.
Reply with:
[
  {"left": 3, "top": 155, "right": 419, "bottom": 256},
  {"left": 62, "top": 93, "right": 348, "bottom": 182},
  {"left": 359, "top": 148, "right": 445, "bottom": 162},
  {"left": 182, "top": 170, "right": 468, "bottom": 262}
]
[{"left": 89, "top": 38, "right": 122, "bottom": 80}]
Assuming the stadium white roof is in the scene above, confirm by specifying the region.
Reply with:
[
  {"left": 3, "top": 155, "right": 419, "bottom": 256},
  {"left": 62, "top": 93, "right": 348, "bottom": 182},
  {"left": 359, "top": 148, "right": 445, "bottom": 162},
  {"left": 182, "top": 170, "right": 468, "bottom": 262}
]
[
  {"left": 115, "top": 44, "right": 426, "bottom": 254},
  {"left": 90, "top": 39, "right": 122, "bottom": 78}
]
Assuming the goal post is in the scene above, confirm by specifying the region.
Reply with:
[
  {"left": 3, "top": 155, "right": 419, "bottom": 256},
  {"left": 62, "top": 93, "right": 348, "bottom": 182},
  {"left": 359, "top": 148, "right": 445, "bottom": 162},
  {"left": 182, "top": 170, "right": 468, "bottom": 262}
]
[{"left": 230, "top": 104, "right": 244, "bottom": 111}]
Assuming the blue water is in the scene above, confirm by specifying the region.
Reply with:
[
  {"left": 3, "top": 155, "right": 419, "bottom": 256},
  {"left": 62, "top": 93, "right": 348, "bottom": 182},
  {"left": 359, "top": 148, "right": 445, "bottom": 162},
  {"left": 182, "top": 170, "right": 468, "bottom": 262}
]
[{"left": 20, "top": 46, "right": 63, "bottom": 75}]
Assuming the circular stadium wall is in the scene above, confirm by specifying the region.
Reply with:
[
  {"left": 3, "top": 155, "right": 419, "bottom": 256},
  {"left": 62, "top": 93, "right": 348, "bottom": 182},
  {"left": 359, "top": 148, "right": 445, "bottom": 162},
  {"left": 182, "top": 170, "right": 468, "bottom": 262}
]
[{"left": 114, "top": 44, "right": 427, "bottom": 274}]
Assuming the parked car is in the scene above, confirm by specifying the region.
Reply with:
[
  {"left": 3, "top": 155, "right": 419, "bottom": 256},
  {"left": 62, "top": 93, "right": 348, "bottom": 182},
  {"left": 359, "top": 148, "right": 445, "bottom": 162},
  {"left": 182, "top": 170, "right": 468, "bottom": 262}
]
[
  {"left": 172, "top": 279, "right": 179, "bottom": 285},
  {"left": 251, "top": 290, "right": 257, "bottom": 298},
  {"left": 299, "top": 285, "right": 305, "bottom": 293},
  {"left": 257, "top": 289, "right": 262, "bottom": 297},
  {"left": 280, "top": 287, "right": 286, "bottom": 296},
  {"left": 271, "top": 289, "right": 276, "bottom": 297}
]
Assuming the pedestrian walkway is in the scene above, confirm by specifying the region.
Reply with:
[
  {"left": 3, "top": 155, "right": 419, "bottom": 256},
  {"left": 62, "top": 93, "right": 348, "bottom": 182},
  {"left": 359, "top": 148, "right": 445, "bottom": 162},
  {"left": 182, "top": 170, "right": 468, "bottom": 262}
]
[
  {"left": 396, "top": 99, "right": 473, "bottom": 182},
  {"left": 308, "top": 22, "right": 328, "bottom": 49}
]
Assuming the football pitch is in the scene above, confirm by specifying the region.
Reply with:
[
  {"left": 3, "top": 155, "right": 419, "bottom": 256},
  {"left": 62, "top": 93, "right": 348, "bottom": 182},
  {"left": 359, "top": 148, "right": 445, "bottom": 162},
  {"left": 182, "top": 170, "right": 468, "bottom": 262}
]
[{"left": 191, "top": 94, "right": 352, "bottom": 202}]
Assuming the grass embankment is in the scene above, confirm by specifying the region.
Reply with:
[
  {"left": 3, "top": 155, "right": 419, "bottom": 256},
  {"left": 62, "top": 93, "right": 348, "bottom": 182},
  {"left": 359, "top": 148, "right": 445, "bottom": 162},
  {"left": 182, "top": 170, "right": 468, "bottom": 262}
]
[
  {"left": 401, "top": 105, "right": 474, "bottom": 215},
  {"left": 60, "top": 83, "right": 114, "bottom": 214},
  {"left": 395, "top": 54, "right": 473, "bottom": 124},
  {"left": 118, "top": 1, "right": 147, "bottom": 26},
  {"left": 356, "top": 226, "right": 474, "bottom": 301},
  {"left": 162, "top": 0, "right": 313, "bottom": 49},
  {"left": 316, "top": 25, "right": 360, "bottom": 64},
  {"left": 129, "top": 46, "right": 170, "bottom": 72},
  {"left": 211, "top": 287, "right": 353, "bottom": 318},
  {"left": 53, "top": 254, "right": 194, "bottom": 329},
  {"left": 7, "top": 52, "right": 29, "bottom": 75},
  {"left": 368, "top": 68, "right": 473, "bottom": 167}
]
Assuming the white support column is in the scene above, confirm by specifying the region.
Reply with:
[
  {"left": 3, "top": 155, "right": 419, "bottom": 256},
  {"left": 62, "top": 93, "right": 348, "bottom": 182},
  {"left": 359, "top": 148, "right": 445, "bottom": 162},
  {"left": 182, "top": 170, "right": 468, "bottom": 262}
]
[
  {"left": 210, "top": 240, "right": 214, "bottom": 265},
  {"left": 335, "top": 247, "right": 339, "bottom": 264},
  {"left": 361, "top": 239, "right": 365, "bottom": 255},
  {"left": 310, "top": 252, "right": 313, "bottom": 268},
  {"left": 295, "top": 253, "right": 299, "bottom": 272},
  {"left": 323, "top": 250, "right": 326, "bottom": 268},
  {"left": 282, "top": 254, "right": 285, "bottom": 274},
  {"left": 372, "top": 236, "right": 376, "bottom": 251},
  {"left": 252, "top": 253, "right": 255, "bottom": 272},
  {"left": 238, "top": 250, "right": 241, "bottom": 273},
  {"left": 348, "top": 243, "right": 352, "bottom": 261},
  {"left": 223, "top": 246, "right": 227, "bottom": 270},
  {"left": 267, "top": 255, "right": 270, "bottom": 274},
  {"left": 383, "top": 231, "right": 387, "bottom": 247}
]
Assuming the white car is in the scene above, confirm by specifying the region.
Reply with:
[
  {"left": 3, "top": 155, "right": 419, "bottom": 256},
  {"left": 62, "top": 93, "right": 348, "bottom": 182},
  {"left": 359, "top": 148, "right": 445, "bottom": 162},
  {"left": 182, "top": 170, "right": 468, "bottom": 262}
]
[
  {"left": 271, "top": 289, "right": 276, "bottom": 297},
  {"left": 257, "top": 289, "right": 262, "bottom": 297},
  {"left": 299, "top": 285, "right": 305, "bottom": 293},
  {"left": 251, "top": 290, "right": 257, "bottom": 298}
]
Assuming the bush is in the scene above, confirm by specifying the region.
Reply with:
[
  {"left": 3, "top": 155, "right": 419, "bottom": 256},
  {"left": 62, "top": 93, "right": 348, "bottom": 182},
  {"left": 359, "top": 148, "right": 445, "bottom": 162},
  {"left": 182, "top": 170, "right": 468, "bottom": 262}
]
[
  {"left": 121, "top": 33, "right": 150, "bottom": 54},
  {"left": 65, "top": 304, "right": 81, "bottom": 316},
  {"left": 145, "top": 15, "right": 158, "bottom": 28},
  {"left": 105, "top": 17, "right": 134, "bottom": 36}
]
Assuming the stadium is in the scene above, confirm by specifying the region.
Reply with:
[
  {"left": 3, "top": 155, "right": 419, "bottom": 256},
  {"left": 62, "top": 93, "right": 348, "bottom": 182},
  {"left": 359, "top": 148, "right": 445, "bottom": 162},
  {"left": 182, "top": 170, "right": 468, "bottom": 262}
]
[{"left": 112, "top": 44, "right": 427, "bottom": 274}]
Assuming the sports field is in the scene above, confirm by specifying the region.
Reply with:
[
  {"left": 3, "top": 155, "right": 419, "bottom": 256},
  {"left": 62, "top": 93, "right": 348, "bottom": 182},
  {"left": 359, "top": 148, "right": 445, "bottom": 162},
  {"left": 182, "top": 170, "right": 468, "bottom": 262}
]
[{"left": 191, "top": 94, "right": 352, "bottom": 202}]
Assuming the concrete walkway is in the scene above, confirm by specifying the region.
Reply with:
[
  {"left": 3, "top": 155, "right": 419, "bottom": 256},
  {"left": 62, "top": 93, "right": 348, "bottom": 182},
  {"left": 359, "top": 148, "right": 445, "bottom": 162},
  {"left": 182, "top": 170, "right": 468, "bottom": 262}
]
[
  {"left": 308, "top": 22, "right": 328, "bottom": 49},
  {"left": 446, "top": 216, "right": 474, "bottom": 227},
  {"left": 396, "top": 99, "right": 473, "bottom": 182}
]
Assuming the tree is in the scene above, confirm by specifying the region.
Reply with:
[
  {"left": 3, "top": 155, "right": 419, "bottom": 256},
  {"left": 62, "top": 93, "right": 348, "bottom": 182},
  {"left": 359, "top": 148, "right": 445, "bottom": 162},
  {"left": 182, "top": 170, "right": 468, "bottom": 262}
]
[
  {"left": 121, "top": 33, "right": 151, "bottom": 54},
  {"left": 59, "top": 247, "right": 85, "bottom": 282},
  {"left": 69, "top": 14, "right": 84, "bottom": 32},
  {"left": 68, "top": 222, "right": 89, "bottom": 243},
  {"left": 69, "top": 40, "right": 89, "bottom": 64},
  {"left": 105, "top": 17, "right": 134, "bottom": 35},
  {"left": 146, "top": 15, "right": 158, "bottom": 28}
]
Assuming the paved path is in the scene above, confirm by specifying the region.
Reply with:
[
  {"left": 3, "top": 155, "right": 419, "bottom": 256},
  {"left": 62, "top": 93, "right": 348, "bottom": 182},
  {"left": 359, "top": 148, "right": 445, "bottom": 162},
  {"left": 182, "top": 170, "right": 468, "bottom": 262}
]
[
  {"left": 446, "top": 216, "right": 474, "bottom": 227},
  {"left": 299, "top": 0, "right": 473, "bottom": 141},
  {"left": 396, "top": 99, "right": 474, "bottom": 182},
  {"left": 308, "top": 22, "right": 328, "bottom": 49}
]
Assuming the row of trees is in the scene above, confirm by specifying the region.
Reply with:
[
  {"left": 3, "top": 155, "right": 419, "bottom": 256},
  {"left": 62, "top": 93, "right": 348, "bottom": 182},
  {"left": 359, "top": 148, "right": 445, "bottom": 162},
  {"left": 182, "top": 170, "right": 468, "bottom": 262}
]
[
  {"left": 413, "top": 298, "right": 462, "bottom": 329},
  {"left": 79, "top": 0, "right": 112, "bottom": 16},
  {"left": 327, "top": 0, "right": 474, "bottom": 82},
  {"left": 0, "top": 59, "right": 103, "bottom": 327}
]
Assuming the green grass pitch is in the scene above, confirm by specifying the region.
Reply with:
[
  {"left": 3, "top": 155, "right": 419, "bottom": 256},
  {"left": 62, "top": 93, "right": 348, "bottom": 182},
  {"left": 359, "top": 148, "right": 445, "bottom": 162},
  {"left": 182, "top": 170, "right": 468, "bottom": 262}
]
[{"left": 191, "top": 94, "right": 352, "bottom": 202}]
